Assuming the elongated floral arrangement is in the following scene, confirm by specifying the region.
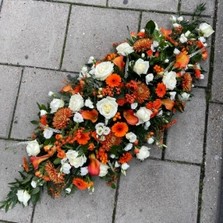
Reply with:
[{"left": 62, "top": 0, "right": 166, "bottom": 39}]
[{"left": 1, "top": 4, "right": 214, "bottom": 211}]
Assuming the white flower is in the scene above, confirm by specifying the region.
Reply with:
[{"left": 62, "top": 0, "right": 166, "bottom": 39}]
[
  {"left": 136, "top": 146, "right": 150, "bottom": 160},
  {"left": 40, "top": 110, "right": 47, "bottom": 116},
  {"left": 99, "top": 164, "right": 109, "bottom": 177},
  {"left": 110, "top": 154, "right": 116, "bottom": 159},
  {"left": 173, "top": 23, "right": 181, "bottom": 28},
  {"left": 85, "top": 98, "right": 94, "bottom": 108},
  {"left": 16, "top": 190, "right": 31, "bottom": 206},
  {"left": 145, "top": 73, "right": 154, "bottom": 84},
  {"left": 81, "top": 66, "right": 88, "bottom": 73},
  {"left": 88, "top": 56, "right": 95, "bottom": 64},
  {"left": 66, "top": 150, "right": 87, "bottom": 168},
  {"left": 131, "top": 102, "right": 138, "bottom": 110},
  {"left": 116, "top": 42, "right": 134, "bottom": 56},
  {"left": 144, "top": 121, "right": 151, "bottom": 130},
  {"left": 26, "top": 140, "right": 40, "bottom": 156},
  {"left": 177, "top": 16, "right": 184, "bottom": 22},
  {"left": 179, "top": 34, "right": 187, "bottom": 43},
  {"left": 61, "top": 162, "right": 71, "bottom": 174},
  {"left": 170, "top": 15, "right": 177, "bottom": 22},
  {"left": 169, "top": 91, "right": 176, "bottom": 100},
  {"left": 185, "top": 30, "right": 191, "bottom": 37},
  {"left": 121, "top": 163, "right": 129, "bottom": 171},
  {"left": 50, "top": 98, "right": 64, "bottom": 113},
  {"left": 200, "top": 74, "right": 204, "bottom": 79},
  {"left": 103, "top": 127, "right": 110, "bottom": 135},
  {"left": 126, "top": 132, "right": 137, "bottom": 143},
  {"left": 198, "top": 36, "right": 206, "bottom": 43},
  {"left": 43, "top": 128, "right": 54, "bottom": 139},
  {"left": 65, "top": 188, "right": 71, "bottom": 194},
  {"left": 164, "top": 59, "right": 169, "bottom": 63},
  {"left": 198, "top": 23, "right": 214, "bottom": 37},
  {"left": 133, "top": 58, "right": 149, "bottom": 75},
  {"left": 96, "top": 96, "right": 118, "bottom": 120},
  {"left": 73, "top": 112, "right": 84, "bottom": 123},
  {"left": 115, "top": 161, "right": 120, "bottom": 168},
  {"left": 80, "top": 167, "right": 88, "bottom": 176},
  {"left": 31, "top": 180, "right": 37, "bottom": 188},
  {"left": 179, "top": 92, "right": 190, "bottom": 101},
  {"left": 147, "top": 137, "right": 155, "bottom": 144},
  {"left": 136, "top": 107, "right": 152, "bottom": 124},
  {"left": 162, "top": 71, "right": 177, "bottom": 90},
  {"left": 48, "top": 91, "right": 54, "bottom": 97},
  {"left": 124, "top": 143, "right": 133, "bottom": 151},
  {"left": 173, "top": 48, "right": 180, "bottom": 55},
  {"left": 69, "top": 93, "right": 84, "bottom": 112},
  {"left": 94, "top": 61, "right": 114, "bottom": 80}
]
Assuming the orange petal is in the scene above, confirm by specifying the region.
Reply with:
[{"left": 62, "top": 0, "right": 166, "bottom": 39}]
[
  {"left": 174, "top": 52, "right": 190, "bottom": 69},
  {"left": 160, "top": 28, "right": 172, "bottom": 38},
  {"left": 162, "top": 99, "right": 175, "bottom": 110},
  {"left": 123, "top": 110, "right": 139, "bottom": 125},
  {"left": 113, "top": 56, "right": 125, "bottom": 71},
  {"left": 30, "top": 154, "right": 51, "bottom": 170},
  {"left": 61, "top": 84, "right": 73, "bottom": 93},
  {"left": 81, "top": 109, "right": 98, "bottom": 123},
  {"left": 88, "top": 154, "right": 100, "bottom": 176}
]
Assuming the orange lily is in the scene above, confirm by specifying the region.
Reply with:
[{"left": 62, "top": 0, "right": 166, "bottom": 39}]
[
  {"left": 88, "top": 154, "right": 100, "bottom": 176},
  {"left": 30, "top": 154, "right": 51, "bottom": 170},
  {"left": 113, "top": 56, "right": 125, "bottom": 71},
  {"left": 162, "top": 99, "right": 175, "bottom": 111},
  {"left": 174, "top": 51, "right": 190, "bottom": 69},
  {"left": 123, "top": 110, "right": 139, "bottom": 125},
  {"left": 81, "top": 109, "right": 99, "bottom": 123}
]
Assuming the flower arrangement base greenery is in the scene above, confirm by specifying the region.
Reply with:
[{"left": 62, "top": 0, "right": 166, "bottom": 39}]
[{"left": 0, "top": 4, "right": 214, "bottom": 211}]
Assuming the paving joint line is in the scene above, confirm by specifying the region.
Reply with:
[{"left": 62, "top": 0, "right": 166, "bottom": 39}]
[
  {"left": 112, "top": 176, "right": 120, "bottom": 223},
  {"left": 177, "top": 0, "right": 181, "bottom": 14},
  {"left": 106, "top": 0, "right": 109, "bottom": 7},
  {"left": 30, "top": 204, "right": 36, "bottom": 223},
  {"left": 59, "top": 4, "right": 72, "bottom": 70},
  {"left": 0, "top": 220, "right": 17, "bottom": 223},
  {"left": 0, "top": 136, "right": 28, "bottom": 142},
  {"left": 7, "top": 68, "right": 24, "bottom": 139},
  {"left": 209, "top": 101, "right": 223, "bottom": 105},
  {"left": 0, "top": 0, "right": 4, "bottom": 13},
  {"left": 196, "top": 0, "right": 219, "bottom": 221},
  {"left": 137, "top": 11, "right": 142, "bottom": 32},
  {"left": 161, "top": 130, "right": 167, "bottom": 160}
]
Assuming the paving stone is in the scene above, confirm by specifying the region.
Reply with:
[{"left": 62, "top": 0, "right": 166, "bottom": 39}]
[
  {"left": 200, "top": 103, "right": 223, "bottom": 223},
  {"left": 62, "top": 6, "right": 140, "bottom": 72},
  {"left": 115, "top": 159, "right": 200, "bottom": 223},
  {"left": 11, "top": 68, "right": 70, "bottom": 139},
  {"left": 109, "top": 0, "right": 178, "bottom": 12},
  {"left": 165, "top": 88, "right": 206, "bottom": 163},
  {"left": 211, "top": 0, "right": 223, "bottom": 103},
  {"left": 0, "top": 140, "right": 33, "bottom": 222},
  {"left": 0, "top": 66, "right": 22, "bottom": 138},
  {"left": 0, "top": 1, "right": 68, "bottom": 69},
  {"left": 53, "top": 0, "right": 106, "bottom": 5},
  {"left": 181, "top": 0, "right": 215, "bottom": 16},
  {"left": 33, "top": 179, "right": 115, "bottom": 223}
]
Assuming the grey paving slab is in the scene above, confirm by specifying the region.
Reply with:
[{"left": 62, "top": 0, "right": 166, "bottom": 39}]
[
  {"left": 108, "top": 0, "right": 178, "bottom": 12},
  {"left": 181, "top": 0, "right": 215, "bottom": 16},
  {"left": 33, "top": 179, "right": 115, "bottom": 223},
  {"left": 0, "top": 0, "right": 68, "bottom": 69},
  {"left": 200, "top": 103, "right": 223, "bottom": 223},
  {"left": 165, "top": 88, "right": 206, "bottom": 163},
  {"left": 211, "top": 0, "right": 223, "bottom": 103},
  {"left": 11, "top": 68, "right": 70, "bottom": 139},
  {"left": 53, "top": 0, "right": 106, "bottom": 5},
  {"left": 62, "top": 6, "right": 140, "bottom": 72},
  {"left": 0, "top": 140, "right": 33, "bottom": 222},
  {"left": 115, "top": 160, "right": 200, "bottom": 223},
  {"left": 0, "top": 66, "right": 22, "bottom": 138}
]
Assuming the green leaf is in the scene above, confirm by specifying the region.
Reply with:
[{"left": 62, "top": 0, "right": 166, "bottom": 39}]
[
  {"left": 31, "top": 120, "right": 39, "bottom": 125},
  {"left": 31, "top": 187, "right": 40, "bottom": 195},
  {"left": 53, "top": 158, "right": 61, "bottom": 165},
  {"left": 145, "top": 20, "right": 156, "bottom": 36}
]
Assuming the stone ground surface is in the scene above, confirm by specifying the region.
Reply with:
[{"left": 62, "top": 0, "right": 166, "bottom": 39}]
[{"left": 0, "top": 0, "right": 222, "bottom": 223}]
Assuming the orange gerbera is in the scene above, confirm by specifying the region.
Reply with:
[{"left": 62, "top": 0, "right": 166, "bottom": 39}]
[
  {"left": 174, "top": 51, "right": 190, "bottom": 69},
  {"left": 53, "top": 108, "right": 72, "bottom": 129},
  {"left": 81, "top": 109, "right": 98, "bottom": 123},
  {"left": 119, "top": 152, "right": 133, "bottom": 164},
  {"left": 133, "top": 38, "right": 152, "bottom": 52},
  {"left": 155, "top": 83, "right": 166, "bottom": 98},
  {"left": 106, "top": 73, "right": 122, "bottom": 87},
  {"left": 111, "top": 122, "right": 129, "bottom": 137},
  {"left": 134, "top": 81, "right": 150, "bottom": 103},
  {"left": 72, "top": 178, "right": 89, "bottom": 190},
  {"left": 182, "top": 73, "right": 192, "bottom": 92},
  {"left": 74, "top": 129, "right": 91, "bottom": 145}
]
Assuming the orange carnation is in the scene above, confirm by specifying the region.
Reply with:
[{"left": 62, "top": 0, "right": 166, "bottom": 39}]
[
  {"left": 74, "top": 129, "right": 91, "bottom": 145},
  {"left": 182, "top": 73, "right": 192, "bottom": 92},
  {"left": 73, "top": 178, "right": 89, "bottom": 190},
  {"left": 106, "top": 73, "right": 122, "bottom": 87},
  {"left": 111, "top": 122, "right": 129, "bottom": 137},
  {"left": 53, "top": 108, "right": 72, "bottom": 129},
  {"left": 119, "top": 152, "right": 133, "bottom": 164},
  {"left": 155, "top": 83, "right": 166, "bottom": 98}
]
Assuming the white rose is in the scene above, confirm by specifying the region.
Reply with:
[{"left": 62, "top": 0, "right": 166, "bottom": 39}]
[
  {"left": 50, "top": 98, "right": 64, "bottom": 113},
  {"left": 43, "top": 128, "right": 53, "bottom": 139},
  {"left": 61, "top": 162, "right": 71, "bottom": 174},
  {"left": 162, "top": 71, "right": 177, "bottom": 90},
  {"left": 66, "top": 150, "right": 87, "bottom": 168},
  {"left": 126, "top": 132, "right": 137, "bottom": 143},
  {"left": 179, "top": 34, "right": 187, "bottom": 43},
  {"left": 94, "top": 61, "right": 114, "bottom": 80},
  {"left": 85, "top": 98, "right": 94, "bottom": 108},
  {"left": 124, "top": 143, "right": 133, "bottom": 151},
  {"left": 80, "top": 167, "right": 88, "bottom": 176},
  {"left": 26, "top": 140, "right": 40, "bottom": 156},
  {"left": 133, "top": 58, "right": 149, "bottom": 75},
  {"left": 116, "top": 42, "right": 134, "bottom": 56},
  {"left": 73, "top": 112, "right": 84, "bottom": 123},
  {"left": 16, "top": 190, "right": 31, "bottom": 206},
  {"left": 198, "top": 23, "right": 214, "bottom": 37},
  {"left": 69, "top": 93, "right": 84, "bottom": 112},
  {"left": 99, "top": 164, "right": 109, "bottom": 177},
  {"left": 96, "top": 96, "right": 118, "bottom": 119},
  {"left": 145, "top": 73, "right": 154, "bottom": 84},
  {"left": 136, "top": 107, "right": 152, "bottom": 124},
  {"left": 136, "top": 146, "right": 150, "bottom": 160}
]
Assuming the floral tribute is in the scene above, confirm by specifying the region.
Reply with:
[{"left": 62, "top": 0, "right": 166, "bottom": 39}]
[{"left": 1, "top": 4, "right": 214, "bottom": 211}]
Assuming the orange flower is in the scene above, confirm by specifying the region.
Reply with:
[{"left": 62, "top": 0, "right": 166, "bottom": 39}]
[
  {"left": 88, "top": 154, "right": 100, "bottom": 176},
  {"left": 182, "top": 73, "right": 192, "bottom": 92},
  {"left": 104, "top": 53, "right": 118, "bottom": 61},
  {"left": 73, "top": 178, "right": 89, "bottom": 190},
  {"left": 155, "top": 83, "right": 166, "bottom": 98},
  {"left": 162, "top": 99, "right": 175, "bottom": 110},
  {"left": 160, "top": 27, "right": 172, "bottom": 38},
  {"left": 134, "top": 81, "right": 150, "bottom": 103},
  {"left": 81, "top": 109, "right": 98, "bottom": 123},
  {"left": 153, "top": 99, "right": 162, "bottom": 109},
  {"left": 133, "top": 38, "right": 152, "bottom": 52},
  {"left": 117, "top": 98, "right": 126, "bottom": 106},
  {"left": 53, "top": 108, "right": 72, "bottom": 129},
  {"left": 40, "top": 115, "right": 47, "bottom": 126},
  {"left": 174, "top": 51, "right": 190, "bottom": 69},
  {"left": 113, "top": 56, "right": 125, "bottom": 71},
  {"left": 22, "top": 157, "right": 29, "bottom": 172},
  {"left": 119, "top": 152, "right": 132, "bottom": 164},
  {"left": 61, "top": 84, "right": 76, "bottom": 94},
  {"left": 75, "top": 129, "right": 91, "bottom": 145},
  {"left": 97, "top": 148, "right": 108, "bottom": 164},
  {"left": 106, "top": 73, "right": 122, "bottom": 87},
  {"left": 123, "top": 110, "right": 139, "bottom": 125},
  {"left": 30, "top": 154, "right": 51, "bottom": 170},
  {"left": 111, "top": 122, "right": 129, "bottom": 137}
]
